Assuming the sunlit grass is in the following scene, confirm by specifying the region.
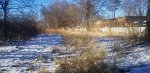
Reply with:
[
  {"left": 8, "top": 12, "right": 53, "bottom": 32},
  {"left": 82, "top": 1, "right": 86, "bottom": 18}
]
[{"left": 45, "top": 26, "right": 145, "bottom": 37}]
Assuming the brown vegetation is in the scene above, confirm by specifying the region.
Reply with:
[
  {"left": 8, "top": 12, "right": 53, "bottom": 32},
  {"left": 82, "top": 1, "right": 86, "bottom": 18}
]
[
  {"left": 0, "top": 15, "right": 41, "bottom": 41},
  {"left": 45, "top": 28, "right": 101, "bottom": 38},
  {"left": 38, "top": 67, "right": 49, "bottom": 73},
  {"left": 54, "top": 32, "right": 121, "bottom": 73},
  {"left": 41, "top": 1, "right": 81, "bottom": 29},
  {"left": 55, "top": 33, "right": 108, "bottom": 73}
]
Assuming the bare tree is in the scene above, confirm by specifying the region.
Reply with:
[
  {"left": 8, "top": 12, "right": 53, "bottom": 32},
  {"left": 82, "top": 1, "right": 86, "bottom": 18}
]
[
  {"left": 0, "top": 0, "right": 9, "bottom": 40},
  {"left": 42, "top": 1, "right": 68, "bottom": 28},
  {"left": 42, "top": 1, "right": 81, "bottom": 29},
  {"left": 0, "top": 0, "right": 36, "bottom": 22},
  {"left": 121, "top": 0, "right": 147, "bottom": 16},
  {"left": 108, "top": 0, "right": 121, "bottom": 18},
  {"left": 0, "top": 0, "right": 36, "bottom": 40},
  {"left": 147, "top": 0, "right": 150, "bottom": 38},
  {"left": 61, "top": 4, "right": 81, "bottom": 28},
  {"left": 73, "top": 0, "right": 106, "bottom": 31},
  {"left": 0, "top": 0, "right": 9, "bottom": 24}
]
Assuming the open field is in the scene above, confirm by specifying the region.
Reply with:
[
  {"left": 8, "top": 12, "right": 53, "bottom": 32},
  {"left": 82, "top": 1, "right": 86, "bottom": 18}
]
[
  {"left": 45, "top": 27, "right": 146, "bottom": 37},
  {"left": 45, "top": 28, "right": 101, "bottom": 37}
]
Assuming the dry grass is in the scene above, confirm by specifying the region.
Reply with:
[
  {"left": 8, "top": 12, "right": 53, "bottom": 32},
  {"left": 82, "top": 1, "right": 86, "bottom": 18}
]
[
  {"left": 45, "top": 28, "right": 101, "bottom": 37},
  {"left": 45, "top": 27, "right": 145, "bottom": 37},
  {"left": 62, "top": 32, "right": 92, "bottom": 50},
  {"left": 55, "top": 48, "right": 107, "bottom": 73},
  {"left": 54, "top": 33, "right": 120, "bottom": 73},
  {"left": 38, "top": 67, "right": 49, "bottom": 73}
]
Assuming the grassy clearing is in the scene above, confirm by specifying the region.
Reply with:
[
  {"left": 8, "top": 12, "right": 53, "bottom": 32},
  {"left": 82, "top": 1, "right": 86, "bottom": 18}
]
[
  {"left": 45, "top": 27, "right": 145, "bottom": 37},
  {"left": 45, "top": 28, "right": 101, "bottom": 37}
]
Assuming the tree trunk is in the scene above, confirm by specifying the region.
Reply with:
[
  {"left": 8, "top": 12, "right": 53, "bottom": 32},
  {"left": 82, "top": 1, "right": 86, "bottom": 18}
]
[
  {"left": 86, "top": 17, "right": 90, "bottom": 31},
  {"left": 4, "top": 7, "right": 7, "bottom": 24},
  {"left": 1, "top": 1, "right": 9, "bottom": 40},
  {"left": 147, "top": 0, "right": 150, "bottom": 38},
  {"left": 114, "top": 11, "right": 116, "bottom": 18}
]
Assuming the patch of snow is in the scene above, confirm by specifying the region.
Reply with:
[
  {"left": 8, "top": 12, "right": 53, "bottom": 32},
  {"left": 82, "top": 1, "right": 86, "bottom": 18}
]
[{"left": 0, "top": 34, "right": 63, "bottom": 73}]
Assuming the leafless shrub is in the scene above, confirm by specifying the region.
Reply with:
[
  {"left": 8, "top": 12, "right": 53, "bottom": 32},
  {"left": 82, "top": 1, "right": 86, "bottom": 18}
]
[
  {"left": 0, "top": 14, "right": 41, "bottom": 42},
  {"left": 55, "top": 48, "right": 108, "bottom": 73},
  {"left": 62, "top": 33, "right": 92, "bottom": 51},
  {"left": 54, "top": 33, "right": 120, "bottom": 73},
  {"left": 38, "top": 67, "right": 49, "bottom": 73},
  {"left": 41, "top": 1, "right": 81, "bottom": 29}
]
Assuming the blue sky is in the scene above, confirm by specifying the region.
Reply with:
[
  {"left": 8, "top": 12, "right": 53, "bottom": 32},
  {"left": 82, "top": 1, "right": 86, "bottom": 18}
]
[
  {"left": 4, "top": 0, "right": 146, "bottom": 20},
  {"left": 36, "top": 0, "right": 124, "bottom": 18},
  {"left": 34, "top": 0, "right": 146, "bottom": 20}
]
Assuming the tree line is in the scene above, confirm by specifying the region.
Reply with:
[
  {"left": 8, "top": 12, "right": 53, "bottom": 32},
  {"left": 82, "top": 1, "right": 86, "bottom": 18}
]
[
  {"left": 0, "top": 0, "right": 150, "bottom": 40},
  {"left": 42, "top": 0, "right": 147, "bottom": 30},
  {"left": 0, "top": 0, "right": 41, "bottom": 41}
]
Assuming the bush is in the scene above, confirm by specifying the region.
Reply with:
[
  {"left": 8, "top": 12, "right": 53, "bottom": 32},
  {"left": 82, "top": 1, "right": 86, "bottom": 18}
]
[
  {"left": 55, "top": 33, "right": 121, "bottom": 73},
  {"left": 38, "top": 67, "right": 49, "bottom": 73},
  {"left": 55, "top": 33, "right": 113, "bottom": 73},
  {"left": 55, "top": 48, "right": 108, "bottom": 73},
  {"left": 62, "top": 33, "right": 93, "bottom": 51},
  {"left": 0, "top": 16, "right": 41, "bottom": 41}
]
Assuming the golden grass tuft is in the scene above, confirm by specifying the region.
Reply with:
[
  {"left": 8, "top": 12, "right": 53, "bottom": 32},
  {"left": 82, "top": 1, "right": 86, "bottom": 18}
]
[
  {"left": 38, "top": 67, "right": 49, "bottom": 73},
  {"left": 55, "top": 48, "right": 107, "bottom": 73},
  {"left": 45, "top": 28, "right": 101, "bottom": 37}
]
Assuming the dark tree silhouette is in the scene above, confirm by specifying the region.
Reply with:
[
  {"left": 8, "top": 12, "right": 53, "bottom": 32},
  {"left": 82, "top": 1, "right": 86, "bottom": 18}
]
[
  {"left": 108, "top": 0, "right": 121, "bottom": 18},
  {"left": 0, "top": 0, "right": 37, "bottom": 40},
  {"left": 147, "top": 0, "right": 150, "bottom": 38},
  {"left": 0, "top": 0, "right": 9, "bottom": 39},
  {"left": 0, "top": 0, "right": 9, "bottom": 24}
]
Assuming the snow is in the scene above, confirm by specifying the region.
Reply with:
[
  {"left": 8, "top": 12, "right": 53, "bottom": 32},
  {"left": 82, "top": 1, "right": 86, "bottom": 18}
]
[
  {"left": 99, "top": 27, "right": 146, "bottom": 36},
  {"left": 98, "top": 37, "right": 150, "bottom": 73},
  {"left": 130, "top": 66, "right": 150, "bottom": 73},
  {"left": 0, "top": 34, "right": 63, "bottom": 73},
  {"left": 0, "top": 34, "right": 150, "bottom": 73}
]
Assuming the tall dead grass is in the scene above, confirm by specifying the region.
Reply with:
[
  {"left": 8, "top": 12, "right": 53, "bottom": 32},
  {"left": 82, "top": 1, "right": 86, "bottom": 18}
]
[
  {"left": 45, "top": 28, "right": 101, "bottom": 37},
  {"left": 55, "top": 49, "right": 107, "bottom": 73},
  {"left": 38, "top": 67, "right": 49, "bottom": 73},
  {"left": 54, "top": 33, "right": 119, "bottom": 73}
]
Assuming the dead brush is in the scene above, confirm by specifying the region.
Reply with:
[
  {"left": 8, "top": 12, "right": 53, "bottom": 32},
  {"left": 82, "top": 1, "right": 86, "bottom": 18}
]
[
  {"left": 62, "top": 33, "right": 92, "bottom": 51},
  {"left": 38, "top": 67, "right": 49, "bottom": 73},
  {"left": 55, "top": 48, "right": 108, "bottom": 73},
  {"left": 45, "top": 29, "right": 62, "bottom": 34},
  {"left": 55, "top": 33, "right": 111, "bottom": 73},
  {"left": 54, "top": 32, "right": 121, "bottom": 73},
  {"left": 121, "top": 31, "right": 146, "bottom": 49}
]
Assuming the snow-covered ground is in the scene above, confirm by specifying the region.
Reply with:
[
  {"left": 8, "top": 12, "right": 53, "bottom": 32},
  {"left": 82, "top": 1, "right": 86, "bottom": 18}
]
[
  {"left": 0, "top": 34, "right": 63, "bottom": 73},
  {"left": 0, "top": 34, "right": 150, "bottom": 73},
  {"left": 97, "top": 37, "right": 150, "bottom": 73}
]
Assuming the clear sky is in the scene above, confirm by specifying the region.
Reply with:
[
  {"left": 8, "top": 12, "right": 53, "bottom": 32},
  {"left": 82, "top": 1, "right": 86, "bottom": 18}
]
[
  {"left": 36, "top": 0, "right": 124, "bottom": 19},
  {"left": 34, "top": 0, "right": 146, "bottom": 20}
]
